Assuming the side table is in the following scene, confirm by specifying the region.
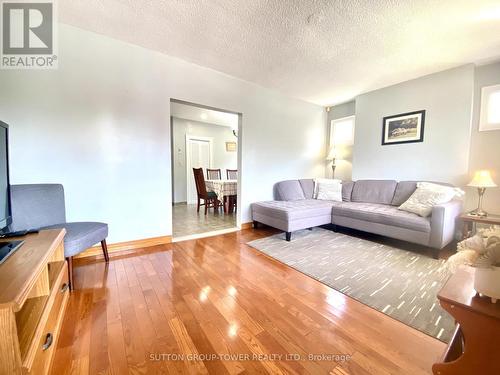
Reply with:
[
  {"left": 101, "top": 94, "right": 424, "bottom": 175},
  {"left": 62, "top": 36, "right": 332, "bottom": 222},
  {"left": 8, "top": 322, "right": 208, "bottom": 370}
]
[
  {"left": 432, "top": 267, "right": 500, "bottom": 375},
  {"left": 459, "top": 213, "right": 500, "bottom": 239}
]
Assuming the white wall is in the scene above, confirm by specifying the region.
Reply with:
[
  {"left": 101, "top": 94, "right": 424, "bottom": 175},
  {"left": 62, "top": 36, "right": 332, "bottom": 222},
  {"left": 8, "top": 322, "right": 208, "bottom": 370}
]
[
  {"left": 172, "top": 117, "right": 237, "bottom": 203},
  {"left": 468, "top": 62, "right": 500, "bottom": 214},
  {"left": 352, "top": 65, "right": 474, "bottom": 186},
  {"left": 0, "top": 24, "right": 326, "bottom": 243}
]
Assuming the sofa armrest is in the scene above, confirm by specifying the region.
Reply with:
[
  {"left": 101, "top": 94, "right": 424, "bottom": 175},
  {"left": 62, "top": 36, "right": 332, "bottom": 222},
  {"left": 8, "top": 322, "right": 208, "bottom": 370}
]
[{"left": 429, "top": 200, "right": 463, "bottom": 249}]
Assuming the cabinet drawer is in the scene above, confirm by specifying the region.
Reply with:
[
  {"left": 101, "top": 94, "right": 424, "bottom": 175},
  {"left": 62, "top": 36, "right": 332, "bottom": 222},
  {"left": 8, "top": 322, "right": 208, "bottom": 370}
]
[{"left": 26, "top": 263, "right": 69, "bottom": 375}]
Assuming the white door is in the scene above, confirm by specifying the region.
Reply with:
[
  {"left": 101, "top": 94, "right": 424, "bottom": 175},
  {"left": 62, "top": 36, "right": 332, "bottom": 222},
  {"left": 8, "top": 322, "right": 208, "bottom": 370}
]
[{"left": 186, "top": 136, "right": 212, "bottom": 204}]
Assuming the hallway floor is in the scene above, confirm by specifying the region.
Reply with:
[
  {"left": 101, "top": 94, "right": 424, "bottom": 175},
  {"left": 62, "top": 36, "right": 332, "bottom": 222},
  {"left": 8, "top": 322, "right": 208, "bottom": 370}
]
[{"left": 172, "top": 203, "right": 237, "bottom": 238}]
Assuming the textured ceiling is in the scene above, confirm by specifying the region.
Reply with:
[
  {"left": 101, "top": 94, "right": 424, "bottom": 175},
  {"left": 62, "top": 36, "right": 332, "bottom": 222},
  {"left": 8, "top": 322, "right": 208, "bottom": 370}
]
[{"left": 60, "top": 0, "right": 500, "bottom": 106}]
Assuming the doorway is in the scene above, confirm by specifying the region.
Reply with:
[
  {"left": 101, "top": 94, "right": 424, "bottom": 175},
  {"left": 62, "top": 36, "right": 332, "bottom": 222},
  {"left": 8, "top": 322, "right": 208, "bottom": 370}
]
[{"left": 170, "top": 99, "right": 241, "bottom": 241}]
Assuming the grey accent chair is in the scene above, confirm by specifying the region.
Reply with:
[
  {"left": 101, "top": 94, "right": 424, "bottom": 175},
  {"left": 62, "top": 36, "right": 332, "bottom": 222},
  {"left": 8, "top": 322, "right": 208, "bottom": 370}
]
[{"left": 10, "top": 184, "right": 109, "bottom": 289}]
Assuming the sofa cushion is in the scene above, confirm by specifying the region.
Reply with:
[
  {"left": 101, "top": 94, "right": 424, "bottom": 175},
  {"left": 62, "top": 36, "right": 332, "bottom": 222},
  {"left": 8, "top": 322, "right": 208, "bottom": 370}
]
[
  {"left": 332, "top": 202, "right": 430, "bottom": 232},
  {"left": 41, "top": 222, "right": 109, "bottom": 257},
  {"left": 299, "top": 179, "right": 315, "bottom": 199},
  {"left": 275, "top": 180, "right": 305, "bottom": 201},
  {"left": 252, "top": 199, "right": 338, "bottom": 221},
  {"left": 342, "top": 181, "right": 354, "bottom": 202},
  {"left": 351, "top": 180, "right": 397, "bottom": 205},
  {"left": 392, "top": 181, "right": 456, "bottom": 206},
  {"left": 391, "top": 181, "right": 418, "bottom": 206}
]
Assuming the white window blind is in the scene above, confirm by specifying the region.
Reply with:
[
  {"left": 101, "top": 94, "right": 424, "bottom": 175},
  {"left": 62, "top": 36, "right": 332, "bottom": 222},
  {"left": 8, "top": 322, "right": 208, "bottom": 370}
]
[
  {"left": 480, "top": 84, "right": 500, "bottom": 131},
  {"left": 330, "top": 115, "right": 355, "bottom": 147}
]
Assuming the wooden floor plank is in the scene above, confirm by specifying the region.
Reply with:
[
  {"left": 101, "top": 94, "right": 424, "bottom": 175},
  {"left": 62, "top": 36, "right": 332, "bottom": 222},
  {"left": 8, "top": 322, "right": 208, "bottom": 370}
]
[
  {"left": 51, "top": 228, "right": 445, "bottom": 374},
  {"left": 169, "top": 316, "right": 210, "bottom": 374}
]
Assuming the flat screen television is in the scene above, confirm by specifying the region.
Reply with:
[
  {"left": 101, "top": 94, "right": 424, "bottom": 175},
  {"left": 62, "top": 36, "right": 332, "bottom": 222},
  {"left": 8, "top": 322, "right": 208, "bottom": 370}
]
[
  {"left": 0, "top": 121, "right": 23, "bottom": 266},
  {"left": 0, "top": 121, "right": 12, "bottom": 230}
]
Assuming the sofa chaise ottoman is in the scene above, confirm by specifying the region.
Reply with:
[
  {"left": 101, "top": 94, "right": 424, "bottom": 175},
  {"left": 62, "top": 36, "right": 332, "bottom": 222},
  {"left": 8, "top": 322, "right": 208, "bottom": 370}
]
[{"left": 251, "top": 179, "right": 462, "bottom": 258}]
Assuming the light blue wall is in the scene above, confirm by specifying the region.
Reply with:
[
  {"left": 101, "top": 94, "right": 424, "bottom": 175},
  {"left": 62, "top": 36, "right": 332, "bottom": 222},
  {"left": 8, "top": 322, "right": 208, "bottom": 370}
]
[
  {"left": 352, "top": 65, "right": 474, "bottom": 186},
  {"left": 328, "top": 101, "right": 355, "bottom": 121},
  {"left": 468, "top": 62, "right": 500, "bottom": 214},
  {"left": 330, "top": 62, "right": 500, "bottom": 214}
]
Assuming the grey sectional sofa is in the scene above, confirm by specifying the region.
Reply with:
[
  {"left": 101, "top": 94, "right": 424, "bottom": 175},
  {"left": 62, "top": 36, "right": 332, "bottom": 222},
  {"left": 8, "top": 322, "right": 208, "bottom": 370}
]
[{"left": 251, "top": 179, "right": 462, "bottom": 257}]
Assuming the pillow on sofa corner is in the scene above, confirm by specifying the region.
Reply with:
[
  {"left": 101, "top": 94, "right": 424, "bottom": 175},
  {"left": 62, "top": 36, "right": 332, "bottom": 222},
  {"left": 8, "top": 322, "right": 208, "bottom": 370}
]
[
  {"left": 398, "top": 182, "right": 464, "bottom": 217},
  {"left": 314, "top": 178, "right": 342, "bottom": 201}
]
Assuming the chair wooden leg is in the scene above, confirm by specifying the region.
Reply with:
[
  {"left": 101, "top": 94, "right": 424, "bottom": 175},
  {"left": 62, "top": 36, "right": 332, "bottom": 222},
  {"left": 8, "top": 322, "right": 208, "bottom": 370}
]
[
  {"left": 101, "top": 239, "right": 109, "bottom": 262},
  {"left": 205, "top": 199, "right": 208, "bottom": 215},
  {"left": 66, "top": 256, "right": 74, "bottom": 291},
  {"left": 197, "top": 198, "right": 200, "bottom": 213}
]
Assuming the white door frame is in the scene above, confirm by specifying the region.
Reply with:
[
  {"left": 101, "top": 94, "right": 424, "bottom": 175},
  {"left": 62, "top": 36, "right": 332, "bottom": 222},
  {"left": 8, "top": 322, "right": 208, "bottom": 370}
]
[
  {"left": 169, "top": 98, "right": 243, "bottom": 237},
  {"left": 185, "top": 135, "right": 213, "bottom": 204}
]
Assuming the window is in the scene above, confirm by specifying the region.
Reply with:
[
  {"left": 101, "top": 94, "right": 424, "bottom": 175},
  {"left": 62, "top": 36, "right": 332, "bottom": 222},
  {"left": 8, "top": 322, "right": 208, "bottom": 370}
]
[
  {"left": 330, "top": 115, "right": 355, "bottom": 147},
  {"left": 479, "top": 84, "right": 500, "bottom": 131}
]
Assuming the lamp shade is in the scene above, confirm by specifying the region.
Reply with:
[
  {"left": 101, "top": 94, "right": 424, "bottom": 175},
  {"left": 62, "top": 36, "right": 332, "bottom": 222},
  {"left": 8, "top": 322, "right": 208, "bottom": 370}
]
[
  {"left": 326, "top": 147, "right": 336, "bottom": 161},
  {"left": 467, "top": 170, "right": 497, "bottom": 188}
]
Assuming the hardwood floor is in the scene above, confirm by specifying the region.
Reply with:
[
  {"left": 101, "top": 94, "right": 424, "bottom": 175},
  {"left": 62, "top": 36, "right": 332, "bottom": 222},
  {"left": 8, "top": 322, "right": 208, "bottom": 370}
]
[
  {"left": 172, "top": 203, "right": 237, "bottom": 238},
  {"left": 51, "top": 228, "right": 445, "bottom": 374}
]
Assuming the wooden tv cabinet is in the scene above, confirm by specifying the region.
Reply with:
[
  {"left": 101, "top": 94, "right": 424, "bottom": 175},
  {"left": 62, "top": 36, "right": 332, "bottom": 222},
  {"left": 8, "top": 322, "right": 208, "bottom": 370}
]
[{"left": 0, "top": 229, "right": 68, "bottom": 375}]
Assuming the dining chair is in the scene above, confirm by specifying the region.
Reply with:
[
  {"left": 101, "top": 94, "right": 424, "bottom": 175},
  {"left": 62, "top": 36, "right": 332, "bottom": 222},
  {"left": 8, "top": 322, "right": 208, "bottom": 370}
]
[
  {"left": 226, "top": 169, "right": 238, "bottom": 180},
  {"left": 225, "top": 169, "right": 238, "bottom": 213},
  {"left": 206, "top": 168, "right": 221, "bottom": 180},
  {"left": 193, "top": 168, "right": 221, "bottom": 214},
  {"left": 226, "top": 195, "right": 237, "bottom": 213}
]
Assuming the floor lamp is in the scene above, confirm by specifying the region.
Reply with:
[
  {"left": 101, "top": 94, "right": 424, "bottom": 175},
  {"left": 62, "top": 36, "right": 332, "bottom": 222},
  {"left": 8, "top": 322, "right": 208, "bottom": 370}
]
[{"left": 326, "top": 147, "right": 340, "bottom": 179}]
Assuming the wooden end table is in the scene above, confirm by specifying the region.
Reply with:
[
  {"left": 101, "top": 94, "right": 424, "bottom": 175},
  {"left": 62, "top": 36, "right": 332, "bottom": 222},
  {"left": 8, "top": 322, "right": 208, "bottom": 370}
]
[
  {"left": 432, "top": 267, "right": 500, "bottom": 375},
  {"left": 459, "top": 213, "right": 500, "bottom": 239}
]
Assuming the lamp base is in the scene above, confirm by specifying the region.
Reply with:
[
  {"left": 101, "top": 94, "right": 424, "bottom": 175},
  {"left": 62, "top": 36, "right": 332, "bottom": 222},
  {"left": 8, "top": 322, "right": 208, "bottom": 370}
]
[
  {"left": 468, "top": 209, "right": 488, "bottom": 218},
  {"left": 470, "top": 187, "right": 488, "bottom": 218}
]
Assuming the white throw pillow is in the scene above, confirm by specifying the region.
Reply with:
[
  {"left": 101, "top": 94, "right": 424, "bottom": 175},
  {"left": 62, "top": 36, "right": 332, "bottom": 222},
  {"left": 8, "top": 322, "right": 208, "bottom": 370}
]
[
  {"left": 314, "top": 178, "right": 342, "bottom": 201},
  {"left": 314, "top": 178, "right": 340, "bottom": 197},
  {"left": 398, "top": 182, "right": 464, "bottom": 217}
]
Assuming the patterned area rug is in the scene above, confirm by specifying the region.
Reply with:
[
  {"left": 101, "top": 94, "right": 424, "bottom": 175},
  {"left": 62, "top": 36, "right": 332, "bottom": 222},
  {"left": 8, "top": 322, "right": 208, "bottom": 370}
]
[{"left": 247, "top": 228, "right": 454, "bottom": 343}]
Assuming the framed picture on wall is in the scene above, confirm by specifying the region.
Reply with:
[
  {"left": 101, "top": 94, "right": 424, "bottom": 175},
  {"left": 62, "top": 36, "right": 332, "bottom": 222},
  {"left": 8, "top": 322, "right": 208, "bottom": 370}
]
[
  {"left": 226, "top": 141, "right": 237, "bottom": 152},
  {"left": 382, "top": 110, "right": 425, "bottom": 145}
]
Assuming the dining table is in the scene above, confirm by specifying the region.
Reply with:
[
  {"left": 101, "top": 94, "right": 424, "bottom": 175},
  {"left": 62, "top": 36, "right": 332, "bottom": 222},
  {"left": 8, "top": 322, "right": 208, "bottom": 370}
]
[{"left": 205, "top": 179, "right": 237, "bottom": 213}]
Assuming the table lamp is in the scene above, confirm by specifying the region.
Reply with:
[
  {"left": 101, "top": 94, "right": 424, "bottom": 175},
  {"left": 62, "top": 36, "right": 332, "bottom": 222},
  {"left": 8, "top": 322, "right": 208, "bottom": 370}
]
[{"left": 467, "top": 170, "right": 497, "bottom": 217}]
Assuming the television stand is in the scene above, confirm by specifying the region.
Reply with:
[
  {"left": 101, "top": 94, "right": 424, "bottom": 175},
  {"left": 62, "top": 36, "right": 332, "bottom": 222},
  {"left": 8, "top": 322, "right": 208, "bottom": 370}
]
[
  {"left": 0, "top": 229, "right": 68, "bottom": 375},
  {"left": 0, "top": 240, "right": 24, "bottom": 265},
  {"left": 1, "top": 228, "right": 40, "bottom": 238}
]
